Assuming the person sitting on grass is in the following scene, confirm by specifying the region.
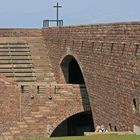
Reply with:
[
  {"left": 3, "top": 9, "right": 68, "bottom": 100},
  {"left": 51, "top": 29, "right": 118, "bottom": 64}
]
[
  {"left": 99, "top": 125, "right": 108, "bottom": 133},
  {"left": 95, "top": 125, "right": 101, "bottom": 132}
]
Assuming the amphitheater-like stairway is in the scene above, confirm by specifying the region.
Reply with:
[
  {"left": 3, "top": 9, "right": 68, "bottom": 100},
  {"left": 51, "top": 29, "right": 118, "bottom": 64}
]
[
  {"left": 0, "top": 37, "right": 90, "bottom": 140},
  {"left": 0, "top": 84, "right": 89, "bottom": 140},
  {"left": 0, "top": 40, "right": 56, "bottom": 84},
  {"left": 0, "top": 43, "right": 36, "bottom": 83}
]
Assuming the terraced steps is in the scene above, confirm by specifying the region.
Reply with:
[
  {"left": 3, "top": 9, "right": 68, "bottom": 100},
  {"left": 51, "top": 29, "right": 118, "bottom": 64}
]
[
  {"left": 0, "top": 37, "right": 56, "bottom": 84},
  {"left": 0, "top": 44, "right": 36, "bottom": 83}
]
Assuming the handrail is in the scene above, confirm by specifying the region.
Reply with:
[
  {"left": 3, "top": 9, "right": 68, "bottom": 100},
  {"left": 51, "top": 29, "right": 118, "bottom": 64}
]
[{"left": 43, "top": 19, "right": 63, "bottom": 27}]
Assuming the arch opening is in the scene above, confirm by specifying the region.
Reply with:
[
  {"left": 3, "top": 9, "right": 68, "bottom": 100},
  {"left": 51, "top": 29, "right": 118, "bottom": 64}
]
[
  {"left": 58, "top": 55, "right": 94, "bottom": 136},
  {"left": 61, "top": 55, "right": 85, "bottom": 84},
  {"left": 51, "top": 111, "right": 95, "bottom": 137}
]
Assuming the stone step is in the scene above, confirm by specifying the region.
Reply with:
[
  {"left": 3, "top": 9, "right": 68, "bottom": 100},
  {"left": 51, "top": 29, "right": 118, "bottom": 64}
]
[
  {"left": 0, "top": 45, "right": 26, "bottom": 48},
  {"left": 14, "top": 77, "right": 36, "bottom": 81},
  {"left": 0, "top": 48, "right": 29, "bottom": 51},
  {"left": 0, "top": 56, "right": 31, "bottom": 60},
  {"left": 0, "top": 64, "right": 34, "bottom": 69},
  {"left": 0, "top": 60, "right": 31, "bottom": 63},
  {"left": 0, "top": 52, "right": 30, "bottom": 55},
  {"left": 2, "top": 73, "right": 36, "bottom": 77},
  {"left": 13, "top": 69, "right": 35, "bottom": 73}
]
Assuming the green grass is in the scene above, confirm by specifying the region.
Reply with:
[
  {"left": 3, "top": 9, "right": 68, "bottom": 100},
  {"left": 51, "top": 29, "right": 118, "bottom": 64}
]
[{"left": 22, "top": 134, "right": 140, "bottom": 140}]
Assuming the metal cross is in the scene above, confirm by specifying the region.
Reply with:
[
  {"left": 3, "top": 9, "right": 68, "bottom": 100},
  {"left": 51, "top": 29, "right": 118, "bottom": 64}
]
[{"left": 53, "top": 2, "right": 62, "bottom": 26}]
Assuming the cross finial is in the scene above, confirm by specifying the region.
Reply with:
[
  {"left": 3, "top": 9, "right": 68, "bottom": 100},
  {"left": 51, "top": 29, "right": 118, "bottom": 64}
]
[{"left": 53, "top": 2, "right": 62, "bottom": 26}]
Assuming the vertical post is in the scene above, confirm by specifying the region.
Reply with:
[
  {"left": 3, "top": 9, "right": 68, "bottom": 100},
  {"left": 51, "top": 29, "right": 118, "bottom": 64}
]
[
  {"left": 57, "top": 3, "right": 59, "bottom": 26},
  {"left": 53, "top": 2, "right": 62, "bottom": 26}
]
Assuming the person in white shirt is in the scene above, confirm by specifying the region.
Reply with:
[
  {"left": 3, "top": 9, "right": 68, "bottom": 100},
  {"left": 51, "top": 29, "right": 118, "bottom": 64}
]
[{"left": 99, "top": 125, "right": 108, "bottom": 133}]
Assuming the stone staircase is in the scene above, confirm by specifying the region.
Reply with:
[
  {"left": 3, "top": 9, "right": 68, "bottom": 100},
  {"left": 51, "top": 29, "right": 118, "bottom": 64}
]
[
  {"left": 0, "top": 84, "right": 89, "bottom": 140},
  {"left": 0, "top": 43, "right": 36, "bottom": 83},
  {"left": 0, "top": 36, "right": 90, "bottom": 140},
  {"left": 28, "top": 38, "right": 56, "bottom": 84},
  {"left": 0, "top": 38, "right": 56, "bottom": 85}
]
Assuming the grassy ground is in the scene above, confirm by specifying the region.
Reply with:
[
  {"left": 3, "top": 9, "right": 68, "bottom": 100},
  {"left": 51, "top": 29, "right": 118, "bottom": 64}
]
[{"left": 23, "top": 134, "right": 140, "bottom": 140}]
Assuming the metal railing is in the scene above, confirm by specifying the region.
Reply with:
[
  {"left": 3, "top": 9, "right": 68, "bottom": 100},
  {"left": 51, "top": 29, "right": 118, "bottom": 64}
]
[{"left": 43, "top": 20, "right": 63, "bottom": 28}]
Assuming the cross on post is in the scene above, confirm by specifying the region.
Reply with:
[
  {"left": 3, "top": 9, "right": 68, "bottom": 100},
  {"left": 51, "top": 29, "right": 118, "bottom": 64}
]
[{"left": 53, "top": 2, "right": 62, "bottom": 26}]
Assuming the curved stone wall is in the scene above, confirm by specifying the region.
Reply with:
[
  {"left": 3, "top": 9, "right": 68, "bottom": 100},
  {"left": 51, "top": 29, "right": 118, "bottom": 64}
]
[{"left": 43, "top": 22, "right": 140, "bottom": 131}]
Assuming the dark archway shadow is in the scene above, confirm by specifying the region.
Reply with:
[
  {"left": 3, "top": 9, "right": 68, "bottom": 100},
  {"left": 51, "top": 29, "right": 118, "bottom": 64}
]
[
  {"left": 57, "top": 55, "right": 95, "bottom": 137},
  {"left": 60, "top": 55, "right": 91, "bottom": 110},
  {"left": 60, "top": 55, "right": 85, "bottom": 84},
  {"left": 51, "top": 111, "right": 95, "bottom": 137}
]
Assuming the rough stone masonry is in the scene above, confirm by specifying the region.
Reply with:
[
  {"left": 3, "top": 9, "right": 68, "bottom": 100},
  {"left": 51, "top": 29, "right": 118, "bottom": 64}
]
[{"left": 0, "top": 22, "right": 140, "bottom": 139}]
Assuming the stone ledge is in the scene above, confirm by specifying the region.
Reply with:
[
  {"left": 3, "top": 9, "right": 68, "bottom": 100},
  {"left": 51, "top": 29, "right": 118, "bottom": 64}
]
[{"left": 84, "top": 131, "right": 135, "bottom": 136}]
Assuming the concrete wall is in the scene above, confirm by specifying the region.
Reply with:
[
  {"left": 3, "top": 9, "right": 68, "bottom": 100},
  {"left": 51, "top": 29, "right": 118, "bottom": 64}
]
[{"left": 42, "top": 22, "right": 140, "bottom": 131}]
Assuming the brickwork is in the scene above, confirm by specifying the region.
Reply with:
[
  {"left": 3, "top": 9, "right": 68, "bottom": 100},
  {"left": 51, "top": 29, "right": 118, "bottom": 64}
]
[
  {"left": 42, "top": 22, "right": 140, "bottom": 131},
  {"left": 1, "top": 84, "right": 90, "bottom": 139},
  {"left": 0, "top": 28, "right": 91, "bottom": 139},
  {"left": 0, "top": 75, "right": 20, "bottom": 133},
  {"left": 0, "top": 22, "right": 140, "bottom": 139}
]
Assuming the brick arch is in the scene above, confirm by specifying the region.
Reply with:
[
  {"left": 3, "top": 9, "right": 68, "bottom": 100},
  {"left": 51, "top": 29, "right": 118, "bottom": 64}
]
[
  {"left": 48, "top": 106, "right": 85, "bottom": 136},
  {"left": 47, "top": 51, "right": 91, "bottom": 136},
  {"left": 59, "top": 54, "right": 85, "bottom": 84}
]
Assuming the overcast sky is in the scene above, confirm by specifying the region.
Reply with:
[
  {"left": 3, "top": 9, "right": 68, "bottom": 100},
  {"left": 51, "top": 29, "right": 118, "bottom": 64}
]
[{"left": 0, "top": 0, "right": 140, "bottom": 28}]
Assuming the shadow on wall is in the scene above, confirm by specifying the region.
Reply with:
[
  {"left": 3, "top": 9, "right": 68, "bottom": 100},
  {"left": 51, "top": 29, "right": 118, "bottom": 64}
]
[
  {"left": 60, "top": 55, "right": 85, "bottom": 84},
  {"left": 60, "top": 55, "right": 91, "bottom": 110},
  {"left": 51, "top": 111, "right": 95, "bottom": 137}
]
